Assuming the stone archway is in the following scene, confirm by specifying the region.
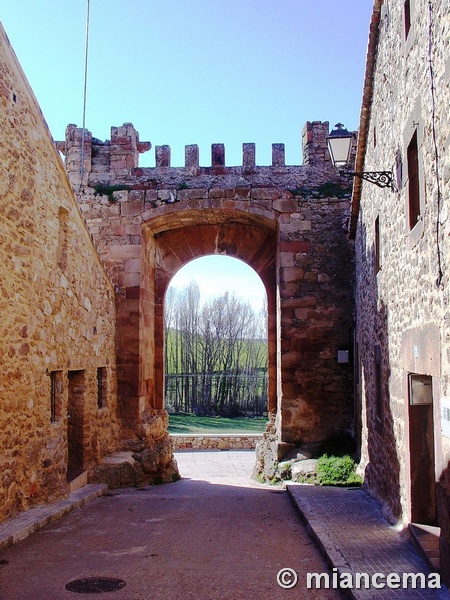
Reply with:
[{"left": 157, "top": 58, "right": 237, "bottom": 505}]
[
  {"left": 164, "top": 254, "right": 269, "bottom": 417},
  {"left": 139, "top": 209, "right": 278, "bottom": 418},
  {"left": 61, "top": 121, "right": 356, "bottom": 482}
]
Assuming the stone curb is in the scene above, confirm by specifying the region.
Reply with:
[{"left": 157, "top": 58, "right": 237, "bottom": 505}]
[
  {"left": 0, "top": 484, "right": 108, "bottom": 552},
  {"left": 286, "top": 484, "right": 448, "bottom": 600},
  {"left": 286, "top": 485, "right": 352, "bottom": 579},
  {"left": 287, "top": 484, "right": 384, "bottom": 599}
]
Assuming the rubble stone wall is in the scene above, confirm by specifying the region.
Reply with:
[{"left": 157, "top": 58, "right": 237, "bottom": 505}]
[
  {"left": 59, "top": 120, "right": 355, "bottom": 465},
  {"left": 354, "top": 0, "right": 450, "bottom": 561},
  {"left": 170, "top": 434, "right": 262, "bottom": 451},
  {"left": 0, "top": 25, "right": 120, "bottom": 521}
]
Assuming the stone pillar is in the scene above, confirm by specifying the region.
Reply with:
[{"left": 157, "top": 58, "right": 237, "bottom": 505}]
[
  {"left": 110, "top": 123, "right": 141, "bottom": 178},
  {"left": 155, "top": 145, "right": 171, "bottom": 168},
  {"left": 272, "top": 143, "right": 285, "bottom": 167},
  {"left": 243, "top": 143, "right": 256, "bottom": 169},
  {"left": 63, "top": 124, "right": 92, "bottom": 188},
  {"left": 302, "top": 121, "right": 330, "bottom": 166},
  {"left": 185, "top": 144, "right": 199, "bottom": 168},
  {"left": 211, "top": 144, "right": 225, "bottom": 167}
]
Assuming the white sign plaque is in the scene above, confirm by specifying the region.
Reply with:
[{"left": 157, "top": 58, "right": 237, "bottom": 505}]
[{"left": 441, "top": 397, "right": 450, "bottom": 438}]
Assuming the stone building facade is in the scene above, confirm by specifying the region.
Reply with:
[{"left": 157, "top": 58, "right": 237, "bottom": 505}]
[
  {"left": 352, "top": 0, "right": 450, "bottom": 583},
  {"left": 0, "top": 25, "right": 122, "bottom": 521}
]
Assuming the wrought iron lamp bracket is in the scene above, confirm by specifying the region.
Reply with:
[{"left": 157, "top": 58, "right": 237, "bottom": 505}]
[{"left": 340, "top": 170, "right": 396, "bottom": 191}]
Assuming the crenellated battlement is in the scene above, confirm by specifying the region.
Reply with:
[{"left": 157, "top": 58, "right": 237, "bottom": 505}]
[
  {"left": 56, "top": 120, "right": 342, "bottom": 189},
  {"left": 153, "top": 141, "right": 288, "bottom": 169}
]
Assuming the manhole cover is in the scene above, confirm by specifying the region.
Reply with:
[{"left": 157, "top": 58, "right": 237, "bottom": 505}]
[{"left": 65, "top": 577, "right": 126, "bottom": 594}]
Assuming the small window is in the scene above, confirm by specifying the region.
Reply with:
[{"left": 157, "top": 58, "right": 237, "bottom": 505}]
[
  {"left": 57, "top": 207, "right": 69, "bottom": 269},
  {"left": 395, "top": 149, "right": 403, "bottom": 190},
  {"left": 50, "top": 370, "right": 64, "bottom": 422},
  {"left": 374, "top": 345, "right": 383, "bottom": 422},
  {"left": 404, "top": 0, "right": 411, "bottom": 40},
  {"left": 97, "top": 367, "right": 107, "bottom": 409},
  {"left": 407, "top": 131, "right": 420, "bottom": 230},
  {"left": 354, "top": 341, "right": 360, "bottom": 385},
  {"left": 374, "top": 216, "right": 381, "bottom": 273}
]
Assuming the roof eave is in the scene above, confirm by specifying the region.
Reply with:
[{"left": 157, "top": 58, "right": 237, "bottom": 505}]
[{"left": 349, "top": 0, "right": 384, "bottom": 239}]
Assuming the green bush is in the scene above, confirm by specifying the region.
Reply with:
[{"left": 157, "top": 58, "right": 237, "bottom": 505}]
[{"left": 317, "top": 454, "right": 362, "bottom": 486}]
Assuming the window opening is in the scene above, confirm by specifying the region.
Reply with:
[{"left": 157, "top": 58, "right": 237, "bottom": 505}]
[
  {"left": 57, "top": 207, "right": 69, "bottom": 269},
  {"left": 97, "top": 367, "right": 107, "bottom": 409},
  {"left": 404, "top": 0, "right": 411, "bottom": 40},
  {"left": 374, "top": 345, "right": 383, "bottom": 422},
  {"left": 407, "top": 130, "right": 420, "bottom": 230},
  {"left": 50, "top": 370, "right": 63, "bottom": 423},
  {"left": 375, "top": 216, "right": 381, "bottom": 273},
  {"left": 409, "top": 374, "right": 433, "bottom": 405}
]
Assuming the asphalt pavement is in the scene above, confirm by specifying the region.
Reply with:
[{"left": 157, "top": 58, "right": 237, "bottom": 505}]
[{"left": 0, "top": 450, "right": 342, "bottom": 600}]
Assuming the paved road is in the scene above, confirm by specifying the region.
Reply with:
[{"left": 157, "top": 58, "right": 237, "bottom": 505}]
[{"left": 0, "top": 451, "right": 342, "bottom": 599}]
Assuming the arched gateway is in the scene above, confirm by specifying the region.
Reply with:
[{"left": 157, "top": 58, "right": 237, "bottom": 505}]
[
  {"left": 143, "top": 210, "right": 277, "bottom": 415},
  {"left": 59, "top": 120, "right": 355, "bottom": 480}
]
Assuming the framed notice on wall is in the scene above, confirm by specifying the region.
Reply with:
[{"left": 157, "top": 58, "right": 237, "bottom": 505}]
[{"left": 408, "top": 374, "right": 433, "bottom": 405}]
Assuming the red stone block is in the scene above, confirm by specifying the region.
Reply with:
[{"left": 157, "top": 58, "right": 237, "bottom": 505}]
[
  {"left": 121, "top": 201, "right": 144, "bottom": 217},
  {"left": 281, "top": 382, "right": 303, "bottom": 397},
  {"left": 279, "top": 241, "right": 311, "bottom": 253},
  {"left": 273, "top": 198, "right": 299, "bottom": 213},
  {"left": 291, "top": 338, "right": 311, "bottom": 353},
  {"left": 126, "top": 286, "right": 140, "bottom": 299}
]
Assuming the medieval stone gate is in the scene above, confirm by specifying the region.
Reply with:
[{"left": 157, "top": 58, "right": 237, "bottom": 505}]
[{"left": 58, "top": 120, "right": 355, "bottom": 473}]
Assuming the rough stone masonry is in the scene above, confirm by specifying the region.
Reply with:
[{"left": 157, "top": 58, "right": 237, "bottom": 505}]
[{"left": 57, "top": 120, "right": 356, "bottom": 476}]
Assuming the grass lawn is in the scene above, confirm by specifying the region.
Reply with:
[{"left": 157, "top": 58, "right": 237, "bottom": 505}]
[{"left": 168, "top": 413, "right": 268, "bottom": 434}]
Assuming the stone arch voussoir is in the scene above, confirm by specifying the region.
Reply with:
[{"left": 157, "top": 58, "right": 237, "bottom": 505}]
[{"left": 140, "top": 206, "right": 278, "bottom": 416}]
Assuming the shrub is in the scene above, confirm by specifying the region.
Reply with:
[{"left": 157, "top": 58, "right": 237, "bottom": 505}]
[{"left": 317, "top": 454, "right": 362, "bottom": 486}]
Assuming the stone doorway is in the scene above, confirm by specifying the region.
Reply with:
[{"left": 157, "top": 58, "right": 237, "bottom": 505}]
[
  {"left": 408, "top": 385, "right": 436, "bottom": 525},
  {"left": 67, "top": 370, "right": 86, "bottom": 474}
]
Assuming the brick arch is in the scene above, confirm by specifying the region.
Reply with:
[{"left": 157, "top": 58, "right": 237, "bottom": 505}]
[{"left": 140, "top": 208, "right": 278, "bottom": 416}]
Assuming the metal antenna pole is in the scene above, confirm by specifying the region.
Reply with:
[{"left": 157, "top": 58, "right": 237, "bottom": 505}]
[{"left": 80, "top": 0, "right": 90, "bottom": 187}]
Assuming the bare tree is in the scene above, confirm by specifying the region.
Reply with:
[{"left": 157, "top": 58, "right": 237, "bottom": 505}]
[{"left": 164, "top": 284, "right": 268, "bottom": 416}]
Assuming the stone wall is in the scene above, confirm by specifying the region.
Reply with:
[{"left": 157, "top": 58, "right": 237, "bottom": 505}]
[
  {"left": 0, "top": 25, "right": 120, "bottom": 521},
  {"left": 170, "top": 434, "right": 262, "bottom": 451},
  {"left": 353, "top": 0, "right": 450, "bottom": 579},
  {"left": 58, "top": 119, "right": 355, "bottom": 469}
]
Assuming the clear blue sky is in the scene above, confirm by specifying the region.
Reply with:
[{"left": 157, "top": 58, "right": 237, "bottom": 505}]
[
  {"left": 1, "top": 1, "right": 373, "bottom": 307},
  {"left": 169, "top": 256, "right": 267, "bottom": 312},
  {"left": 2, "top": 1, "right": 372, "bottom": 167}
]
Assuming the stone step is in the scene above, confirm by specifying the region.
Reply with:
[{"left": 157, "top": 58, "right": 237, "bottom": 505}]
[
  {"left": 409, "top": 523, "right": 440, "bottom": 571},
  {"left": 67, "top": 470, "right": 88, "bottom": 493}
]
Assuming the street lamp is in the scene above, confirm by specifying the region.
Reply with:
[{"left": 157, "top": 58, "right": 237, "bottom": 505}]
[{"left": 326, "top": 123, "right": 396, "bottom": 191}]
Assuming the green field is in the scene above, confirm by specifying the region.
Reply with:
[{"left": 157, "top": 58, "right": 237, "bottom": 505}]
[{"left": 168, "top": 413, "right": 268, "bottom": 434}]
